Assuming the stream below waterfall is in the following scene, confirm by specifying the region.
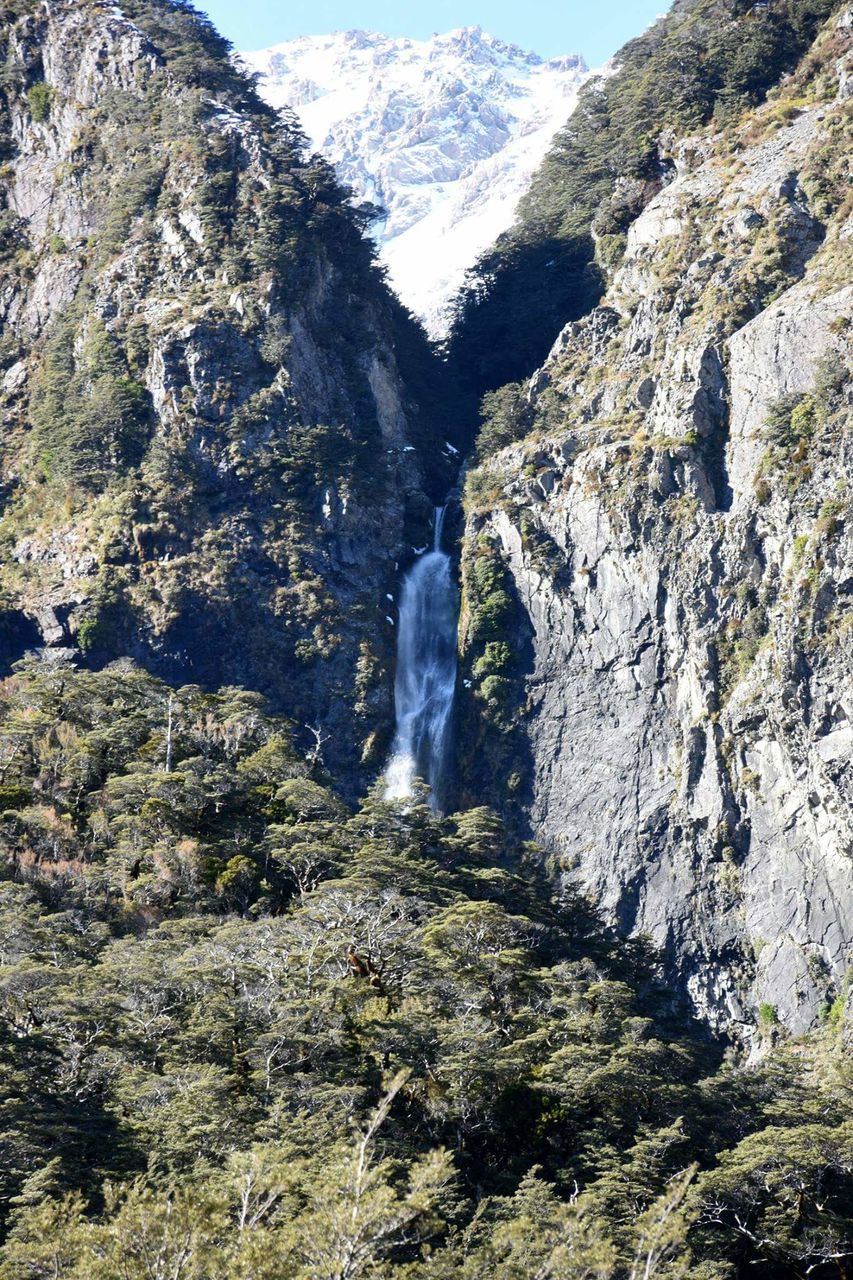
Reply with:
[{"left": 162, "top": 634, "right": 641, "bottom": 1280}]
[{"left": 384, "top": 505, "right": 458, "bottom": 813}]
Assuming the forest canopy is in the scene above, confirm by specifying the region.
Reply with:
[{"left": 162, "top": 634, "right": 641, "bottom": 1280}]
[{"left": 0, "top": 658, "right": 848, "bottom": 1278}]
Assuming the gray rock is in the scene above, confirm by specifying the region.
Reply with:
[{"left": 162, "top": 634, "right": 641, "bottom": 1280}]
[
  {"left": 460, "top": 39, "right": 853, "bottom": 1040},
  {"left": 0, "top": 0, "right": 447, "bottom": 796}
]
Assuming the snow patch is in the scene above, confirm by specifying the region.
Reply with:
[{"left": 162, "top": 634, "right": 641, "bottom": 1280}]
[{"left": 241, "top": 28, "right": 590, "bottom": 336}]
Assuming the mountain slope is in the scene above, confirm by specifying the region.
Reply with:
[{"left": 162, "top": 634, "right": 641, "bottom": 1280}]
[
  {"left": 0, "top": 0, "right": 455, "bottom": 788},
  {"left": 0, "top": 3, "right": 850, "bottom": 1275},
  {"left": 446, "top": 0, "right": 844, "bottom": 395},
  {"left": 242, "top": 28, "right": 588, "bottom": 335},
  {"left": 458, "top": 0, "right": 853, "bottom": 1037}
]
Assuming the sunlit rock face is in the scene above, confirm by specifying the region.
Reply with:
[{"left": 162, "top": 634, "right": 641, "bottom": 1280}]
[{"left": 458, "top": 9, "right": 853, "bottom": 1041}]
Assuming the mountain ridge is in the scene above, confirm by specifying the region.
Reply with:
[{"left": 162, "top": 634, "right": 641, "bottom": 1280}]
[
  {"left": 241, "top": 26, "right": 589, "bottom": 335},
  {"left": 457, "top": 0, "right": 853, "bottom": 1037},
  {"left": 0, "top": 0, "right": 456, "bottom": 791}
]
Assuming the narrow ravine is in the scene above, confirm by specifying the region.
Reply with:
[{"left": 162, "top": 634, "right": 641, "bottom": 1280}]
[{"left": 384, "top": 505, "right": 459, "bottom": 813}]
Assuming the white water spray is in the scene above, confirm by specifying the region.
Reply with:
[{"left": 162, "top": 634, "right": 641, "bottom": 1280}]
[{"left": 385, "top": 506, "right": 458, "bottom": 812}]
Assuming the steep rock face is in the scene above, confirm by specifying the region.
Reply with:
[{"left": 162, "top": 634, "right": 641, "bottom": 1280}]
[
  {"left": 0, "top": 0, "right": 450, "bottom": 787},
  {"left": 460, "top": 8, "right": 853, "bottom": 1038},
  {"left": 243, "top": 28, "right": 588, "bottom": 337},
  {"left": 445, "top": 0, "right": 843, "bottom": 402}
]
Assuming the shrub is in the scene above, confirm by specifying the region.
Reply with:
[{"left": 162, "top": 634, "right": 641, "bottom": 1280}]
[
  {"left": 814, "top": 495, "right": 846, "bottom": 540},
  {"left": 75, "top": 617, "right": 102, "bottom": 654},
  {"left": 824, "top": 993, "right": 846, "bottom": 1030},
  {"left": 26, "top": 81, "right": 51, "bottom": 123},
  {"left": 477, "top": 383, "right": 529, "bottom": 459},
  {"left": 757, "top": 1001, "right": 780, "bottom": 1033},
  {"left": 0, "top": 783, "right": 31, "bottom": 810},
  {"left": 472, "top": 641, "right": 513, "bottom": 680},
  {"left": 596, "top": 232, "right": 629, "bottom": 272},
  {"left": 464, "top": 466, "right": 504, "bottom": 515},
  {"left": 763, "top": 393, "right": 809, "bottom": 448},
  {"left": 478, "top": 674, "right": 514, "bottom": 719},
  {"left": 470, "top": 590, "right": 513, "bottom": 645},
  {"left": 789, "top": 397, "right": 817, "bottom": 441},
  {"left": 29, "top": 311, "right": 151, "bottom": 490}
]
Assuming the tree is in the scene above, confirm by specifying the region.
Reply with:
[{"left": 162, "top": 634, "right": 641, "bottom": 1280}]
[
  {"left": 695, "top": 1122, "right": 853, "bottom": 1276},
  {"left": 0, "top": 1193, "right": 90, "bottom": 1280},
  {"left": 278, "top": 1075, "right": 456, "bottom": 1280}
]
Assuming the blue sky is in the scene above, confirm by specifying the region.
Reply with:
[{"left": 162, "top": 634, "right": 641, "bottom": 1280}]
[{"left": 198, "top": 1, "right": 670, "bottom": 66}]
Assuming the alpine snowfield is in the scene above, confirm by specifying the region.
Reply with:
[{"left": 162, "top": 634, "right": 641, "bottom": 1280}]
[{"left": 241, "top": 27, "right": 589, "bottom": 336}]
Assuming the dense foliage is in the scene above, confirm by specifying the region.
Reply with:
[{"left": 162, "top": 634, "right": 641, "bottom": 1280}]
[
  {"left": 444, "top": 0, "right": 840, "bottom": 400},
  {"left": 0, "top": 658, "right": 849, "bottom": 1278},
  {"left": 29, "top": 312, "right": 150, "bottom": 489}
]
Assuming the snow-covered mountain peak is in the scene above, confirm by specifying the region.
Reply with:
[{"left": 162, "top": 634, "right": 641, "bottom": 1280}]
[{"left": 242, "top": 29, "right": 590, "bottom": 336}]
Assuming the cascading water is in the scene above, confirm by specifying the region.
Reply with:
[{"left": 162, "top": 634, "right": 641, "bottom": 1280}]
[{"left": 385, "top": 505, "right": 458, "bottom": 813}]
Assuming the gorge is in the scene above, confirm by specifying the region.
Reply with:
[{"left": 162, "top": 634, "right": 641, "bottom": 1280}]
[
  {"left": 0, "top": 0, "right": 851, "bottom": 1275},
  {"left": 241, "top": 27, "right": 589, "bottom": 336}
]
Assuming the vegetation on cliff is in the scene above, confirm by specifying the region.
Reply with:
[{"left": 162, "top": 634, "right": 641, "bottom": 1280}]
[
  {"left": 0, "top": 0, "right": 457, "bottom": 788},
  {"left": 444, "top": 0, "right": 841, "bottom": 399}
]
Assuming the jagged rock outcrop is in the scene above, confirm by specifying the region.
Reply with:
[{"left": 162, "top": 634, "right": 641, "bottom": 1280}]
[
  {"left": 0, "top": 0, "right": 453, "bottom": 787},
  {"left": 460, "top": 6, "right": 853, "bottom": 1039}
]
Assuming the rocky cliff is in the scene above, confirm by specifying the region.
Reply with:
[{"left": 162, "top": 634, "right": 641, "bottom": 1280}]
[
  {"left": 0, "top": 0, "right": 454, "bottom": 787},
  {"left": 1, "top": 0, "right": 850, "bottom": 1045},
  {"left": 459, "top": 3, "right": 853, "bottom": 1039}
]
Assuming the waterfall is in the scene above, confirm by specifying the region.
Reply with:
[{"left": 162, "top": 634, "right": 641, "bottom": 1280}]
[{"left": 385, "top": 505, "right": 458, "bottom": 813}]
